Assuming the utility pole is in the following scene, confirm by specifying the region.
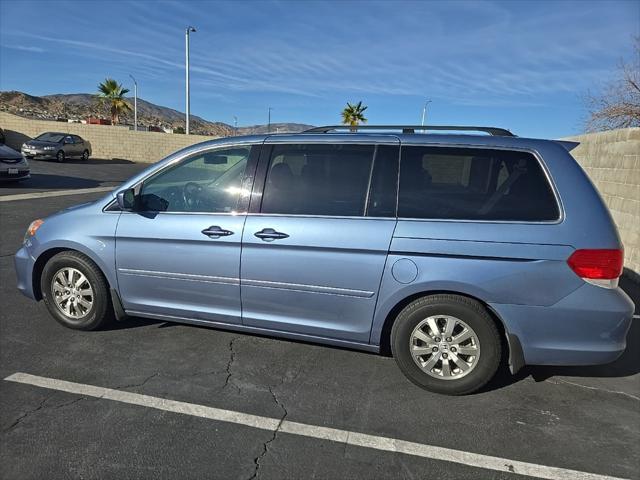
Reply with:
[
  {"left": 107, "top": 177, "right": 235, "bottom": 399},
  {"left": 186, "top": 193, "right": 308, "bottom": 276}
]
[
  {"left": 185, "top": 26, "right": 196, "bottom": 134},
  {"left": 233, "top": 116, "right": 238, "bottom": 136},
  {"left": 129, "top": 74, "right": 137, "bottom": 131},
  {"left": 267, "top": 107, "right": 272, "bottom": 133},
  {"left": 421, "top": 99, "right": 432, "bottom": 126}
]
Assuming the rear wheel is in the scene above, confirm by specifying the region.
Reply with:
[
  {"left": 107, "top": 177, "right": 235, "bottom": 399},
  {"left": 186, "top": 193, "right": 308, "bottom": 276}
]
[
  {"left": 41, "top": 251, "right": 113, "bottom": 330},
  {"left": 391, "top": 294, "right": 501, "bottom": 395},
  {"left": 56, "top": 150, "right": 65, "bottom": 163},
  {"left": 82, "top": 150, "right": 89, "bottom": 161}
]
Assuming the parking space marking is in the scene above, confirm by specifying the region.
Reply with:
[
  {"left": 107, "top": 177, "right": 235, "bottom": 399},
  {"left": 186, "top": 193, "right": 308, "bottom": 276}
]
[
  {"left": 5, "top": 372, "right": 628, "bottom": 480},
  {"left": 0, "top": 187, "right": 114, "bottom": 202}
]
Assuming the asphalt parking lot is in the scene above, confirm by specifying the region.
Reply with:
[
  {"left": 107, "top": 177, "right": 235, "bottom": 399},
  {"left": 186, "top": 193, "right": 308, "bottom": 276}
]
[{"left": 1, "top": 158, "right": 639, "bottom": 480}]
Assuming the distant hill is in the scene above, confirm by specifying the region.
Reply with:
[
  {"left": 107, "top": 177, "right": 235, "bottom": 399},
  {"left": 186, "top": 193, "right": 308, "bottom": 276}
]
[{"left": 0, "top": 91, "right": 314, "bottom": 136}]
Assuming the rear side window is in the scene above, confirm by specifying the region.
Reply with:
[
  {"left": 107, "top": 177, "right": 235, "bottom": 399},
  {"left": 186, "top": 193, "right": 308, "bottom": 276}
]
[
  {"left": 398, "top": 146, "right": 559, "bottom": 221},
  {"left": 261, "top": 144, "right": 375, "bottom": 216}
]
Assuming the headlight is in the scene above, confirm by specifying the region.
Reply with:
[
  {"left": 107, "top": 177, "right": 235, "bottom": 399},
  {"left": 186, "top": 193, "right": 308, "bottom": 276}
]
[
  {"left": 43, "top": 146, "right": 55, "bottom": 151},
  {"left": 24, "top": 219, "right": 44, "bottom": 243}
]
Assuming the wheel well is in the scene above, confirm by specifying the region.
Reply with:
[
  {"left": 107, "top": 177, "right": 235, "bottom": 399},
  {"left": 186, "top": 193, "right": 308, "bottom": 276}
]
[
  {"left": 378, "top": 291, "right": 510, "bottom": 366},
  {"left": 32, "top": 248, "right": 112, "bottom": 301}
]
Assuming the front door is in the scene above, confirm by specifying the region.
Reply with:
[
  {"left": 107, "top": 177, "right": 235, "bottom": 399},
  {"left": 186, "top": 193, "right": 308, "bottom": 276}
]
[
  {"left": 241, "top": 140, "right": 399, "bottom": 343},
  {"left": 115, "top": 144, "right": 259, "bottom": 324}
]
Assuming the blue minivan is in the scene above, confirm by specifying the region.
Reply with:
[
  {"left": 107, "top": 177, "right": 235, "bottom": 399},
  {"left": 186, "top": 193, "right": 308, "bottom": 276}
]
[{"left": 14, "top": 125, "right": 634, "bottom": 394}]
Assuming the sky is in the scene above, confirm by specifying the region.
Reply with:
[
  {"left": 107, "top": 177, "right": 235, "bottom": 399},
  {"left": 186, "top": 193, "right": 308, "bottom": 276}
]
[{"left": 0, "top": 0, "right": 638, "bottom": 138}]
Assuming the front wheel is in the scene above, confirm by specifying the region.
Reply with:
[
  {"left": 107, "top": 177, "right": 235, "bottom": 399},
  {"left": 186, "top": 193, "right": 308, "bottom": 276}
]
[
  {"left": 56, "top": 150, "right": 65, "bottom": 163},
  {"left": 391, "top": 294, "right": 501, "bottom": 395},
  {"left": 41, "top": 251, "right": 114, "bottom": 330}
]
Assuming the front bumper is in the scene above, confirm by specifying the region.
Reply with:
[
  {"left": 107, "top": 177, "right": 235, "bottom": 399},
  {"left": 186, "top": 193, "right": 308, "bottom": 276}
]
[
  {"left": 0, "top": 170, "right": 30, "bottom": 181},
  {"left": 15, "top": 245, "right": 37, "bottom": 300},
  {"left": 22, "top": 151, "right": 56, "bottom": 160},
  {"left": 491, "top": 283, "right": 635, "bottom": 366}
]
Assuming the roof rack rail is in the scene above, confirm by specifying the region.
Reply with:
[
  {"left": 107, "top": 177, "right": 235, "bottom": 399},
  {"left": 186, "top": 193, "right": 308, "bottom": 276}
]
[{"left": 303, "top": 125, "right": 515, "bottom": 137}]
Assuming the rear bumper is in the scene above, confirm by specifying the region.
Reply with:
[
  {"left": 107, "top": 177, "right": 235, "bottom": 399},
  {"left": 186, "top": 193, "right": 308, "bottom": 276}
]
[
  {"left": 15, "top": 245, "right": 36, "bottom": 300},
  {"left": 491, "top": 283, "right": 634, "bottom": 366}
]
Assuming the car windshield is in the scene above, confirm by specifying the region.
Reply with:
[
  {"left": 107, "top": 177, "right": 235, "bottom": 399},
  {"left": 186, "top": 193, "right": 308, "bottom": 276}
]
[{"left": 35, "top": 133, "right": 65, "bottom": 143}]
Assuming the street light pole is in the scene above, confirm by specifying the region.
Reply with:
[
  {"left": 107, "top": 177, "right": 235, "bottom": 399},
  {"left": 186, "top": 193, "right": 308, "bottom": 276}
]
[
  {"left": 185, "top": 26, "right": 196, "bottom": 135},
  {"left": 129, "top": 74, "right": 137, "bottom": 131},
  {"left": 233, "top": 116, "right": 238, "bottom": 136},
  {"left": 421, "top": 99, "right": 432, "bottom": 126},
  {"left": 267, "top": 107, "right": 272, "bottom": 133}
]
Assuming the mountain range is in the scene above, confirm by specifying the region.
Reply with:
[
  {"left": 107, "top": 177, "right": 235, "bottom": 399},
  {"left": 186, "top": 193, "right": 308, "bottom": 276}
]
[{"left": 0, "top": 91, "right": 314, "bottom": 136}]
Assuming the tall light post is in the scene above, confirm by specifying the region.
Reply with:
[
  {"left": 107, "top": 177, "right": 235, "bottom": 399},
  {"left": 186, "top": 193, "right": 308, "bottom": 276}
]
[
  {"left": 185, "top": 26, "right": 196, "bottom": 134},
  {"left": 129, "top": 74, "right": 137, "bottom": 131},
  {"left": 421, "top": 99, "right": 432, "bottom": 126},
  {"left": 267, "top": 107, "right": 273, "bottom": 133},
  {"left": 233, "top": 115, "right": 238, "bottom": 136}
]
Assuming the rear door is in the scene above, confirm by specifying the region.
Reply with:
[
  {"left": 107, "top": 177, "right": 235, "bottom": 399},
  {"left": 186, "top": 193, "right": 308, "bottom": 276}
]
[
  {"left": 73, "top": 136, "right": 85, "bottom": 156},
  {"left": 240, "top": 137, "right": 399, "bottom": 343}
]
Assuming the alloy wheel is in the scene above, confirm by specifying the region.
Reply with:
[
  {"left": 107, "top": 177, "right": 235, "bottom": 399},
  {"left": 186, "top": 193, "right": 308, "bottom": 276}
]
[
  {"left": 409, "top": 315, "right": 480, "bottom": 380},
  {"left": 51, "top": 267, "right": 94, "bottom": 319}
]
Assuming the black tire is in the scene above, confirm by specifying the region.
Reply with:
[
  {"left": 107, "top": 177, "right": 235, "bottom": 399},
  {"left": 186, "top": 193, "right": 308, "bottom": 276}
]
[
  {"left": 391, "top": 294, "right": 501, "bottom": 395},
  {"left": 82, "top": 150, "right": 89, "bottom": 161},
  {"left": 56, "top": 150, "right": 65, "bottom": 163},
  {"left": 41, "top": 251, "right": 114, "bottom": 331}
]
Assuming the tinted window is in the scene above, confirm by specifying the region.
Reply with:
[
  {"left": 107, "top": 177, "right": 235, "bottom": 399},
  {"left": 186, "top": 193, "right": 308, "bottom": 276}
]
[
  {"left": 73, "top": 135, "right": 83, "bottom": 143},
  {"left": 366, "top": 145, "right": 399, "bottom": 217},
  {"left": 398, "top": 146, "right": 559, "bottom": 221},
  {"left": 139, "top": 147, "right": 251, "bottom": 213},
  {"left": 261, "top": 144, "right": 375, "bottom": 216}
]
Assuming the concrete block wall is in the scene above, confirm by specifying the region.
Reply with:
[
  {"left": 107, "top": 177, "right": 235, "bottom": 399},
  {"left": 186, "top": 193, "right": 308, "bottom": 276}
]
[
  {"left": 0, "top": 111, "right": 219, "bottom": 163},
  {"left": 563, "top": 128, "right": 640, "bottom": 275}
]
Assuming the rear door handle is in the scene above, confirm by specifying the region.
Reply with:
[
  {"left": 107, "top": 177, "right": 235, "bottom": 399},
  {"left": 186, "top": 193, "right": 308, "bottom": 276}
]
[
  {"left": 254, "top": 228, "right": 289, "bottom": 241},
  {"left": 202, "top": 225, "right": 234, "bottom": 238}
]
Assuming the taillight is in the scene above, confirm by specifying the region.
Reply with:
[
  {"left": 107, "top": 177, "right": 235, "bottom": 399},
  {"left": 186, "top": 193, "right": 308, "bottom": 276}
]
[{"left": 567, "top": 249, "right": 623, "bottom": 288}]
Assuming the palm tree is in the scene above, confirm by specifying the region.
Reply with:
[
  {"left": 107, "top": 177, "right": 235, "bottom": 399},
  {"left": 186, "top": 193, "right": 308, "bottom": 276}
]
[
  {"left": 96, "top": 78, "right": 131, "bottom": 125},
  {"left": 341, "top": 101, "right": 368, "bottom": 131}
]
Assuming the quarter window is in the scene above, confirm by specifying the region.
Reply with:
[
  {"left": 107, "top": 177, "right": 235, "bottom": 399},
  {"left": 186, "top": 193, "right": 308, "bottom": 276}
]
[
  {"left": 260, "top": 144, "right": 375, "bottom": 216},
  {"left": 139, "top": 147, "right": 252, "bottom": 213},
  {"left": 398, "top": 146, "right": 559, "bottom": 221}
]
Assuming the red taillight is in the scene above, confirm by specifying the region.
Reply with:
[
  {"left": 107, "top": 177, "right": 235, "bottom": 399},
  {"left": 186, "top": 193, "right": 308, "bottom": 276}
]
[{"left": 567, "top": 249, "right": 623, "bottom": 280}]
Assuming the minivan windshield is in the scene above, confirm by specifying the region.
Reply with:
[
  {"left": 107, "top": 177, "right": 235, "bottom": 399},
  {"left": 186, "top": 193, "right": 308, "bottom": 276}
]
[{"left": 34, "top": 133, "right": 65, "bottom": 143}]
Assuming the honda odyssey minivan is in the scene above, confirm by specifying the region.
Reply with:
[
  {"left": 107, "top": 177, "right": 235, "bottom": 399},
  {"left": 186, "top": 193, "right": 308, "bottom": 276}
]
[{"left": 15, "top": 125, "right": 634, "bottom": 395}]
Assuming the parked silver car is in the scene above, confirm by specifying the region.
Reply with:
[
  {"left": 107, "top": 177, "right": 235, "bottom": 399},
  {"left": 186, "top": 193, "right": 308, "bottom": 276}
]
[
  {"left": 22, "top": 132, "right": 92, "bottom": 163},
  {"left": 0, "top": 143, "right": 30, "bottom": 181}
]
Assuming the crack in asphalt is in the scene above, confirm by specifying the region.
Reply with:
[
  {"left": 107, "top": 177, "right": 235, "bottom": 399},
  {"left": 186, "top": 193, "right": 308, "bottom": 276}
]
[
  {"left": 223, "top": 337, "right": 241, "bottom": 392},
  {"left": 3, "top": 373, "right": 163, "bottom": 433},
  {"left": 547, "top": 378, "right": 640, "bottom": 401},
  {"left": 113, "top": 372, "right": 160, "bottom": 391},
  {"left": 3, "top": 393, "right": 56, "bottom": 432},
  {"left": 248, "top": 385, "right": 288, "bottom": 480}
]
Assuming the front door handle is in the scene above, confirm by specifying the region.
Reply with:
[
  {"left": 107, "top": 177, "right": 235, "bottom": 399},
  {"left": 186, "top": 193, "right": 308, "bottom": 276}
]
[
  {"left": 202, "top": 225, "right": 234, "bottom": 238},
  {"left": 254, "top": 228, "right": 289, "bottom": 241}
]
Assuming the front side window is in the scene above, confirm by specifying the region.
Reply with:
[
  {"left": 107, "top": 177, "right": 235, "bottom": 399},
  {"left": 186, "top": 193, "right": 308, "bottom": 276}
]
[
  {"left": 139, "top": 146, "right": 251, "bottom": 213},
  {"left": 398, "top": 146, "right": 559, "bottom": 221},
  {"left": 260, "top": 144, "right": 375, "bottom": 216}
]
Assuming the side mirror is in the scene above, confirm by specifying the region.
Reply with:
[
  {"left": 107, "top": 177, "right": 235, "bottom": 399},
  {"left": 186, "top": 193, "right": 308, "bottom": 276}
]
[{"left": 116, "top": 188, "right": 137, "bottom": 211}]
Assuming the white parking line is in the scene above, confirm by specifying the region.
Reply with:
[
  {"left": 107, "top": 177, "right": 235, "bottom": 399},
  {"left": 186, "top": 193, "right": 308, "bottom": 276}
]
[
  {"left": 4, "top": 372, "right": 627, "bottom": 480},
  {"left": 0, "top": 187, "right": 114, "bottom": 202}
]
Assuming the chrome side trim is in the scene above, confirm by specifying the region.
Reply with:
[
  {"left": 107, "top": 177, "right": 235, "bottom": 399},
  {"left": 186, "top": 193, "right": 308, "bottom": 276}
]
[
  {"left": 118, "top": 268, "right": 239, "bottom": 286},
  {"left": 242, "top": 278, "right": 374, "bottom": 298},
  {"left": 117, "top": 268, "right": 370, "bottom": 297}
]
